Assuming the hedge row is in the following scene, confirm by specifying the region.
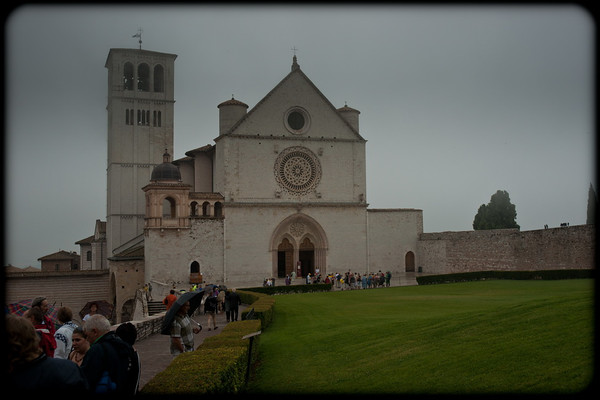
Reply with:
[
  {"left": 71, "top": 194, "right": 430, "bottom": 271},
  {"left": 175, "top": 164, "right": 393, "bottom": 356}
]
[
  {"left": 241, "top": 282, "right": 332, "bottom": 296},
  {"left": 416, "top": 269, "right": 595, "bottom": 285},
  {"left": 140, "top": 290, "right": 273, "bottom": 395}
]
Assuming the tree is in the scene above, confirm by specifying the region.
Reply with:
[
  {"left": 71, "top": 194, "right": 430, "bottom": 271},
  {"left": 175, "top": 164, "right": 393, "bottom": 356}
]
[
  {"left": 473, "top": 190, "right": 520, "bottom": 230},
  {"left": 586, "top": 183, "right": 597, "bottom": 225}
]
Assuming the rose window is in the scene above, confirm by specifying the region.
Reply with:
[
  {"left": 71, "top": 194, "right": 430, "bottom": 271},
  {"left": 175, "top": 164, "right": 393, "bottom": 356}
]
[{"left": 275, "top": 147, "right": 321, "bottom": 195}]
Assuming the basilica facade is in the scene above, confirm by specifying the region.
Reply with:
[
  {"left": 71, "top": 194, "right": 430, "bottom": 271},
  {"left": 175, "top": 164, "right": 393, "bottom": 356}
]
[{"left": 104, "top": 47, "right": 422, "bottom": 318}]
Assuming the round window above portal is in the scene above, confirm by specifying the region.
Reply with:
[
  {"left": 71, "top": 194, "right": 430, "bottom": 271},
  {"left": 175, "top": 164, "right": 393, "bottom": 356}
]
[{"left": 284, "top": 107, "right": 311, "bottom": 135}]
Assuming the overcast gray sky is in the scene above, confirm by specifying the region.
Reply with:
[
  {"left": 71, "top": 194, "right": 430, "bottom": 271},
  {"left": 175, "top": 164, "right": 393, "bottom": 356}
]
[{"left": 4, "top": 4, "right": 595, "bottom": 269}]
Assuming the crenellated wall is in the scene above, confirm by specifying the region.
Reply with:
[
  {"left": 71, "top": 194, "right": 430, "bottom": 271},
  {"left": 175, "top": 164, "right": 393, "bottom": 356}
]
[{"left": 417, "top": 224, "right": 595, "bottom": 275}]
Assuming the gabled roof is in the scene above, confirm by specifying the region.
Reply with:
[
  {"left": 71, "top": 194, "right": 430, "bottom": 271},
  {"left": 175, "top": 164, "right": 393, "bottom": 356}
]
[
  {"left": 219, "top": 57, "right": 365, "bottom": 141},
  {"left": 5, "top": 265, "right": 39, "bottom": 272},
  {"left": 75, "top": 235, "right": 94, "bottom": 245},
  {"left": 38, "top": 250, "right": 79, "bottom": 261}
]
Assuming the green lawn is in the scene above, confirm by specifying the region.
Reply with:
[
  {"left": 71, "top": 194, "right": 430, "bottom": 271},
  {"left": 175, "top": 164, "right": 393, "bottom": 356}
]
[{"left": 246, "top": 279, "right": 594, "bottom": 395}]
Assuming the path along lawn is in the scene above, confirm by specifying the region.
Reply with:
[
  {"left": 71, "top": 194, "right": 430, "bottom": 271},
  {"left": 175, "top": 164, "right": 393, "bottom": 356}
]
[{"left": 246, "top": 279, "right": 594, "bottom": 395}]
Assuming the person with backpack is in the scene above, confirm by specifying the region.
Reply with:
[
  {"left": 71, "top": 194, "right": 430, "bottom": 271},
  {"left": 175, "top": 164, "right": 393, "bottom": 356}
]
[{"left": 81, "top": 314, "right": 139, "bottom": 395}]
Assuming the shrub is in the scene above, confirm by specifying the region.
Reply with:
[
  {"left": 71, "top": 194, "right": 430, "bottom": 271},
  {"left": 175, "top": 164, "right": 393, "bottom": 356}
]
[
  {"left": 141, "top": 301, "right": 269, "bottom": 394},
  {"left": 416, "top": 269, "right": 594, "bottom": 285}
]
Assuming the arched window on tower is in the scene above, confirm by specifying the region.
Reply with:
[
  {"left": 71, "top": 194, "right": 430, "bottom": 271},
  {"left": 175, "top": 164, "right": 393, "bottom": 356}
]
[
  {"left": 190, "top": 201, "right": 199, "bottom": 217},
  {"left": 202, "top": 202, "right": 210, "bottom": 217},
  {"left": 123, "top": 62, "right": 134, "bottom": 90},
  {"left": 137, "top": 63, "right": 150, "bottom": 91},
  {"left": 214, "top": 202, "right": 223, "bottom": 218},
  {"left": 162, "top": 197, "right": 176, "bottom": 218},
  {"left": 154, "top": 65, "right": 164, "bottom": 92}
]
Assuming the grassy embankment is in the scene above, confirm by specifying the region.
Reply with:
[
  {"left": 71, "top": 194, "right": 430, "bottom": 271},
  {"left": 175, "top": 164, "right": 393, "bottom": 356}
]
[{"left": 247, "top": 279, "right": 594, "bottom": 394}]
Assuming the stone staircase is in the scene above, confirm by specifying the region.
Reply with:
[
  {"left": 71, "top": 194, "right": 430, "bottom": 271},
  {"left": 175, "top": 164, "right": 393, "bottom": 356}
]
[{"left": 147, "top": 300, "right": 166, "bottom": 316}]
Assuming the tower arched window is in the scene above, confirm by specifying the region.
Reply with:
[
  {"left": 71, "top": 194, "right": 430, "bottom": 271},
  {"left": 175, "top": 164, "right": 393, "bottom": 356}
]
[
  {"left": 202, "top": 202, "right": 210, "bottom": 217},
  {"left": 123, "top": 62, "right": 134, "bottom": 90},
  {"left": 214, "top": 202, "right": 223, "bottom": 218},
  {"left": 190, "top": 201, "right": 199, "bottom": 216},
  {"left": 137, "top": 63, "right": 150, "bottom": 92},
  {"left": 154, "top": 65, "right": 164, "bottom": 92},
  {"left": 162, "top": 197, "right": 176, "bottom": 218}
]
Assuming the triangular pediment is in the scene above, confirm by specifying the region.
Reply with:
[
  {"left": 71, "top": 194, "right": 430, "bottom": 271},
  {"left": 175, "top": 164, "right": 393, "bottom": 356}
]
[{"left": 221, "top": 61, "right": 365, "bottom": 142}]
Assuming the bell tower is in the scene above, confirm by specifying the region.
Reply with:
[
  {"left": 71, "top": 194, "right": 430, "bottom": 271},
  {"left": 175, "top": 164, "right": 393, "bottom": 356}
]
[{"left": 105, "top": 48, "right": 177, "bottom": 255}]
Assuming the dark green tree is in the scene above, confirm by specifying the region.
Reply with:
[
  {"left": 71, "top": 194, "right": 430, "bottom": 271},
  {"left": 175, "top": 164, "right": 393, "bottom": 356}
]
[
  {"left": 586, "top": 183, "right": 597, "bottom": 224},
  {"left": 473, "top": 190, "right": 520, "bottom": 230}
]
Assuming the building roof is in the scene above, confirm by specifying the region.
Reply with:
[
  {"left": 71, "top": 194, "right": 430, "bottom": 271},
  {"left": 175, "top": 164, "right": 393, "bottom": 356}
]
[
  {"left": 151, "top": 151, "right": 181, "bottom": 182},
  {"left": 217, "top": 97, "right": 248, "bottom": 109},
  {"left": 75, "top": 235, "right": 94, "bottom": 245},
  {"left": 5, "top": 265, "right": 40, "bottom": 272},
  {"left": 37, "top": 250, "right": 80, "bottom": 261}
]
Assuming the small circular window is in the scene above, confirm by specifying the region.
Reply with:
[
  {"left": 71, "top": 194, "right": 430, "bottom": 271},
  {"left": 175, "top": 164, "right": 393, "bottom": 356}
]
[
  {"left": 288, "top": 112, "right": 305, "bottom": 130},
  {"left": 284, "top": 107, "right": 310, "bottom": 134}
]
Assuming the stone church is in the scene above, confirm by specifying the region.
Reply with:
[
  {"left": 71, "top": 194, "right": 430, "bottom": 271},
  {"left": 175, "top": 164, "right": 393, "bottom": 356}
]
[{"left": 103, "top": 47, "right": 422, "bottom": 317}]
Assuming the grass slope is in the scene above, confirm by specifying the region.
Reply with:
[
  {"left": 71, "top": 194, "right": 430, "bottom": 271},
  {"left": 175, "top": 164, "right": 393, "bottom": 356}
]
[{"left": 247, "top": 279, "right": 594, "bottom": 395}]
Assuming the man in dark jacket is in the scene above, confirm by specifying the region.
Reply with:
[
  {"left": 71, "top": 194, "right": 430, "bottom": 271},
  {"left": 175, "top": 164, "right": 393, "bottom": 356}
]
[
  {"left": 81, "top": 314, "right": 139, "bottom": 395},
  {"left": 226, "top": 288, "right": 243, "bottom": 322}
]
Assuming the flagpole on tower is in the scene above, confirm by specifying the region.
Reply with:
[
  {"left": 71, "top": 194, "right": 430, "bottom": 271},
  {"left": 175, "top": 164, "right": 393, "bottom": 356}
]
[{"left": 132, "top": 27, "right": 143, "bottom": 50}]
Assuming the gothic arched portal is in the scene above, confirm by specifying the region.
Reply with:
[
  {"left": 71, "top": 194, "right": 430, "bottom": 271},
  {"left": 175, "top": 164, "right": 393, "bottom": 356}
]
[{"left": 270, "top": 213, "right": 328, "bottom": 279}]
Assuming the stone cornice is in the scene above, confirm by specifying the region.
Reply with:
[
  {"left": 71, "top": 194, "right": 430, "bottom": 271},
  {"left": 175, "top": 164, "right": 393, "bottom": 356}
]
[
  {"left": 224, "top": 201, "right": 368, "bottom": 208},
  {"left": 215, "top": 133, "right": 364, "bottom": 144}
]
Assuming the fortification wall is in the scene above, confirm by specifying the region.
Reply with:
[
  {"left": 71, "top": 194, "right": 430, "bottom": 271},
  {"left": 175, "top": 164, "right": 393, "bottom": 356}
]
[{"left": 418, "top": 224, "right": 595, "bottom": 275}]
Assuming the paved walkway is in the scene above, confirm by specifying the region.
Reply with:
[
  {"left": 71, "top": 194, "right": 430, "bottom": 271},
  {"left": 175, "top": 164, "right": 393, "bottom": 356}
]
[{"left": 135, "top": 305, "right": 247, "bottom": 390}]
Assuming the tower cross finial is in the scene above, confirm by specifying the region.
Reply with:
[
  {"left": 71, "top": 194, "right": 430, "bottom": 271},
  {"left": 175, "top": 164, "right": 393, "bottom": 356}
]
[
  {"left": 132, "top": 27, "right": 143, "bottom": 50},
  {"left": 291, "top": 46, "right": 300, "bottom": 71}
]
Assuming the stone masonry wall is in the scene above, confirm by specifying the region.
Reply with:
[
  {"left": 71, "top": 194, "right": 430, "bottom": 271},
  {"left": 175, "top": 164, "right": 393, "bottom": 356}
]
[
  {"left": 418, "top": 224, "right": 595, "bottom": 275},
  {"left": 5, "top": 270, "right": 110, "bottom": 325}
]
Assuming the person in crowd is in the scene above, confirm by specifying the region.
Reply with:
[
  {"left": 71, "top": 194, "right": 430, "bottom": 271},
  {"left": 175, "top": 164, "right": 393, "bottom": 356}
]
[
  {"left": 217, "top": 287, "right": 226, "bottom": 313},
  {"left": 227, "top": 288, "right": 242, "bottom": 322},
  {"left": 204, "top": 292, "right": 219, "bottom": 331},
  {"left": 83, "top": 302, "right": 98, "bottom": 322},
  {"left": 68, "top": 326, "right": 90, "bottom": 366},
  {"left": 115, "top": 322, "right": 141, "bottom": 394},
  {"left": 54, "top": 306, "right": 78, "bottom": 359},
  {"left": 6, "top": 314, "right": 88, "bottom": 392},
  {"left": 81, "top": 314, "right": 139, "bottom": 394},
  {"left": 24, "top": 307, "right": 56, "bottom": 357},
  {"left": 31, "top": 296, "right": 56, "bottom": 334},
  {"left": 170, "top": 300, "right": 201, "bottom": 356},
  {"left": 163, "top": 289, "right": 178, "bottom": 310}
]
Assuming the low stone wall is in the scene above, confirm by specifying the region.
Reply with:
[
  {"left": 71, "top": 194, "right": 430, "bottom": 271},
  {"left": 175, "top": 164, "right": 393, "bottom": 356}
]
[{"left": 114, "top": 312, "right": 165, "bottom": 341}]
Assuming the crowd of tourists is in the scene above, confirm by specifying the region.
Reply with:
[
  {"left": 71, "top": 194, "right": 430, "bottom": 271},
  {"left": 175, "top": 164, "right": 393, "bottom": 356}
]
[
  {"left": 273, "top": 270, "right": 392, "bottom": 288},
  {"left": 7, "top": 296, "right": 140, "bottom": 394}
]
